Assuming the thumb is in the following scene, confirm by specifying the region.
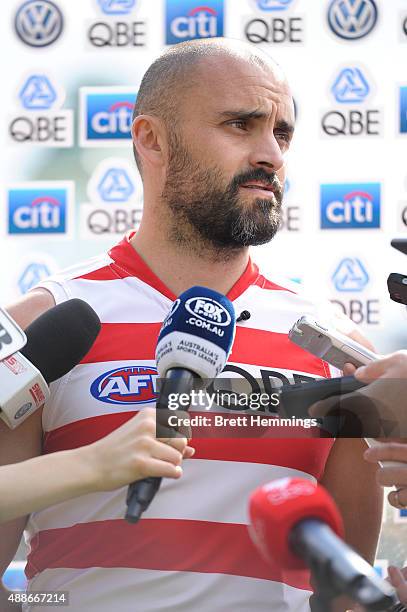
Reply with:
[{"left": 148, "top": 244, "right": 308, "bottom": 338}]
[
  {"left": 183, "top": 446, "right": 195, "bottom": 459},
  {"left": 355, "top": 358, "right": 390, "bottom": 382}
]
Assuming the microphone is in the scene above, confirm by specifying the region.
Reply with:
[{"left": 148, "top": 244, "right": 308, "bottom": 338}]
[
  {"left": 249, "top": 477, "right": 397, "bottom": 610},
  {"left": 125, "top": 286, "right": 236, "bottom": 523},
  {"left": 237, "top": 310, "right": 251, "bottom": 323},
  {"left": 0, "top": 299, "right": 101, "bottom": 429}
]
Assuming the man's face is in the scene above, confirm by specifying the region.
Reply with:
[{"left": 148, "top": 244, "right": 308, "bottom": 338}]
[{"left": 161, "top": 54, "right": 295, "bottom": 250}]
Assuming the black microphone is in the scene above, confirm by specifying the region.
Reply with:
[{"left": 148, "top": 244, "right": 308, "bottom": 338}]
[
  {"left": 125, "top": 286, "right": 236, "bottom": 523},
  {"left": 237, "top": 310, "right": 251, "bottom": 322},
  {"left": 0, "top": 299, "right": 101, "bottom": 428}
]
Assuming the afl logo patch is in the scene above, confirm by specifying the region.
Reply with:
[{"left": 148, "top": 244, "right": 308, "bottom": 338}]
[{"left": 91, "top": 365, "right": 158, "bottom": 405}]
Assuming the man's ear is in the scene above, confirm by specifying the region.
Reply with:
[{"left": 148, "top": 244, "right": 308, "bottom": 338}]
[{"left": 132, "top": 114, "right": 166, "bottom": 169}]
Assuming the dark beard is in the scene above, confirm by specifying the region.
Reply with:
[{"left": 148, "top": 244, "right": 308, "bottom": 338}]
[{"left": 161, "top": 133, "right": 283, "bottom": 253}]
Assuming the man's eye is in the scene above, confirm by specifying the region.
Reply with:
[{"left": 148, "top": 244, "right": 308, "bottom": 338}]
[
  {"left": 229, "top": 119, "right": 247, "bottom": 130},
  {"left": 275, "top": 131, "right": 291, "bottom": 143}
]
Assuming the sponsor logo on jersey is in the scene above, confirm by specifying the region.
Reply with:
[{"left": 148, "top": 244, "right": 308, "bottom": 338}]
[{"left": 91, "top": 366, "right": 158, "bottom": 405}]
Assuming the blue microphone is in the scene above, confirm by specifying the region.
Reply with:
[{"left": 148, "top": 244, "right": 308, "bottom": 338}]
[{"left": 125, "top": 287, "right": 236, "bottom": 523}]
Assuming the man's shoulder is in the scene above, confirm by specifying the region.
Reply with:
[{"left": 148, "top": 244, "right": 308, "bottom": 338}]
[{"left": 43, "top": 252, "right": 114, "bottom": 286}]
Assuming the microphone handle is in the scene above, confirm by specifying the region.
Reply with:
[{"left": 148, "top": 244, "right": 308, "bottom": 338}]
[
  {"left": 125, "top": 368, "right": 196, "bottom": 524},
  {"left": 291, "top": 520, "right": 396, "bottom": 609}
]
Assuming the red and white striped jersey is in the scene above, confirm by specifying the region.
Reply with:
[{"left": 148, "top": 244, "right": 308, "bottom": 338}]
[{"left": 24, "top": 233, "right": 337, "bottom": 612}]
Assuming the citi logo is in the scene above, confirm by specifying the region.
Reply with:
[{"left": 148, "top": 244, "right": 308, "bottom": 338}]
[
  {"left": 7, "top": 183, "right": 73, "bottom": 235},
  {"left": 320, "top": 183, "right": 380, "bottom": 229},
  {"left": 166, "top": 0, "right": 224, "bottom": 44},
  {"left": 80, "top": 87, "right": 137, "bottom": 146}
]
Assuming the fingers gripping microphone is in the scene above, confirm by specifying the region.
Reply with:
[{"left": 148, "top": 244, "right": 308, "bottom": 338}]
[
  {"left": 249, "top": 478, "right": 397, "bottom": 611},
  {"left": 125, "top": 286, "right": 236, "bottom": 524},
  {"left": 0, "top": 299, "right": 101, "bottom": 429}
]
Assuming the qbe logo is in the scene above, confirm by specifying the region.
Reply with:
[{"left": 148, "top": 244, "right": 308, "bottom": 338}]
[
  {"left": 332, "top": 258, "right": 369, "bottom": 292},
  {"left": 81, "top": 157, "right": 143, "bottom": 239},
  {"left": 80, "top": 204, "right": 143, "bottom": 239},
  {"left": 87, "top": 0, "right": 146, "bottom": 49},
  {"left": 320, "top": 183, "right": 380, "bottom": 229},
  {"left": 7, "top": 182, "right": 74, "bottom": 237},
  {"left": 79, "top": 87, "right": 137, "bottom": 147},
  {"left": 18, "top": 260, "right": 53, "bottom": 294},
  {"left": 244, "top": 0, "right": 304, "bottom": 45},
  {"left": 9, "top": 74, "right": 73, "bottom": 147},
  {"left": 165, "top": 0, "right": 224, "bottom": 45},
  {"left": 321, "top": 66, "right": 381, "bottom": 137}
]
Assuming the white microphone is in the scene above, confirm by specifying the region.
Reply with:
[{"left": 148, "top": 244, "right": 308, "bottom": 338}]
[
  {"left": 0, "top": 307, "right": 27, "bottom": 361},
  {"left": 0, "top": 299, "right": 101, "bottom": 429}
]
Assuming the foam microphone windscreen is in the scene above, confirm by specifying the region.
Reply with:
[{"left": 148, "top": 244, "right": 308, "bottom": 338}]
[
  {"left": 249, "top": 477, "right": 345, "bottom": 570},
  {"left": 21, "top": 298, "right": 101, "bottom": 383}
]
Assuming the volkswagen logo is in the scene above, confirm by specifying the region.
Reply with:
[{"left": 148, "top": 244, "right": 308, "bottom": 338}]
[
  {"left": 327, "top": 0, "right": 378, "bottom": 40},
  {"left": 14, "top": 0, "right": 63, "bottom": 47}
]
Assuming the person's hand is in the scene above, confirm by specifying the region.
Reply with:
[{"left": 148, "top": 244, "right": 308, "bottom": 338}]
[
  {"left": 309, "top": 352, "right": 407, "bottom": 437},
  {"left": 364, "top": 443, "right": 407, "bottom": 508},
  {"left": 345, "top": 566, "right": 406, "bottom": 611},
  {"left": 354, "top": 351, "right": 407, "bottom": 383},
  {"left": 388, "top": 566, "right": 407, "bottom": 605},
  {"left": 309, "top": 383, "right": 400, "bottom": 438},
  {"left": 83, "top": 407, "right": 195, "bottom": 492},
  {"left": 343, "top": 362, "right": 357, "bottom": 376}
]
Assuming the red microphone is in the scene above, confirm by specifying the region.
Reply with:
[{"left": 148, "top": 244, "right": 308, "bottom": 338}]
[
  {"left": 249, "top": 477, "right": 343, "bottom": 570},
  {"left": 248, "top": 477, "right": 396, "bottom": 610}
]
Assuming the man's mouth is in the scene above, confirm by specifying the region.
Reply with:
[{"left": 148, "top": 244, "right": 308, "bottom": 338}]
[{"left": 240, "top": 181, "right": 276, "bottom": 195}]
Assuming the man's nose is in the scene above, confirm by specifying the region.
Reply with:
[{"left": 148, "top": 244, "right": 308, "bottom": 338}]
[{"left": 248, "top": 134, "right": 284, "bottom": 172}]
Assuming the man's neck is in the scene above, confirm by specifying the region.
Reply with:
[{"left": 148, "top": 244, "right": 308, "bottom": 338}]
[{"left": 130, "top": 222, "right": 250, "bottom": 297}]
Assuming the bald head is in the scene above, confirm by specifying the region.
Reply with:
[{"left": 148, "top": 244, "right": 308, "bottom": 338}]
[{"left": 132, "top": 38, "right": 288, "bottom": 172}]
